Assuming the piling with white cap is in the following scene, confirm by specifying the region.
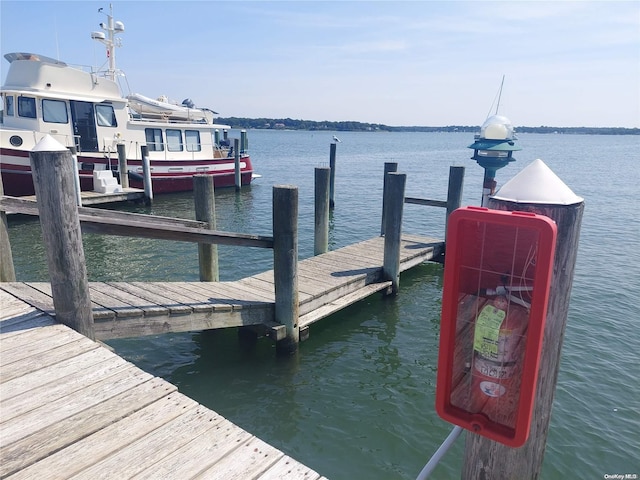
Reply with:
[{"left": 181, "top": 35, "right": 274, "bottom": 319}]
[
  {"left": 30, "top": 135, "right": 94, "bottom": 339},
  {"left": 462, "top": 159, "right": 584, "bottom": 479}
]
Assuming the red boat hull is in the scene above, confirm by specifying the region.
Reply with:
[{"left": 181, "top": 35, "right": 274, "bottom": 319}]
[{"left": 0, "top": 149, "right": 254, "bottom": 196}]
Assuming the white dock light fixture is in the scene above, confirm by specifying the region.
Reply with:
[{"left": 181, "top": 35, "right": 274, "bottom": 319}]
[{"left": 468, "top": 115, "right": 522, "bottom": 206}]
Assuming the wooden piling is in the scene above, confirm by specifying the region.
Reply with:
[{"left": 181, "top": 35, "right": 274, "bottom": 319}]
[
  {"left": 382, "top": 172, "right": 406, "bottom": 295},
  {"left": 381, "top": 162, "right": 399, "bottom": 235},
  {"left": 117, "top": 143, "right": 129, "bottom": 189},
  {"left": 234, "top": 138, "right": 241, "bottom": 190},
  {"left": 241, "top": 130, "right": 248, "bottom": 154},
  {"left": 194, "top": 174, "right": 219, "bottom": 282},
  {"left": 140, "top": 145, "right": 153, "bottom": 204},
  {"left": 273, "top": 185, "right": 299, "bottom": 355},
  {"left": 0, "top": 176, "right": 16, "bottom": 282},
  {"left": 329, "top": 143, "right": 337, "bottom": 209},
  {"left": 30, "top": 137, "right": 94, "bottom": 340},
  {"left": 445, "top": 166, "right": 465, "bottom": 239},
  {"left": 68, "top": 146, "right": 82, "bottom": 207},
  {"left": 314, "top": 167, "right": 331, "bottom": 255},
  {"left": 461, "top": 170, "right": 584, "bottom": 479}
]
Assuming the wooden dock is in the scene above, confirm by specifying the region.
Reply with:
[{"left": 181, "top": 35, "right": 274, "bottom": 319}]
[
  {"left": 1, "top": 234, "right": 442, "bottom": 478},
  {"left": 13, "top": 187, "right": 146, "bottom": 210},
  {"left": 0, "top": 289, "right": 327, "bottom": 479},
  {"left": 0, "top": 234, "right": 444, "bottom": 341}
]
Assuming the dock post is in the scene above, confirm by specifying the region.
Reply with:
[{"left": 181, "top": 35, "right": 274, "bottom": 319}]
[
  {"left": 68, "top": 146, "right": 82, "bottom": 207},
  {"left": 30, "top": 136, "right": 94, "bottom": 340},
  {"left": 117, "top": 143, "right": 129, "bottom": 189},
  {"left": 329, "top": 143, "right": 337, "bottom": 209},
  {"left": 193, "top": 174, "right": 219, "bottom": 282},
  {"left": 314, "top": 167, "right": 330, "bottom": 255},
  {"left": 381, "top": 162, "right": 398, "bottom": 235},
  {"left": 382, "top": 172, "right": 406, "bottom": 295},
  {"left": 273, "top": 185, "right": 299, "bottom": 355},
  {"left": 234, "top": 138, "right": 241, "bottom": 190},
  {"left": 0, "top": 176, "right": 16, "bottom": 282},
  {"left": 140, "top": 145, "right": 153, "bottom": 204},
  {"left": 461, "top": 160, "right": 584, "bottom": 479},
  {"left": 240, "top": 130, "right": 248, "bottom": 154},
  {"left": 445, "top": 166, "right": 465, "bottom": 239}
]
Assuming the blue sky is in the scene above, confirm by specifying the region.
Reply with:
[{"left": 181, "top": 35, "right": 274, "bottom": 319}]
[{"left": 1, "top": 1, "right": 639, "bottom": 127}]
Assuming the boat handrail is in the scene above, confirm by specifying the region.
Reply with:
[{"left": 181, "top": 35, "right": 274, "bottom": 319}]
[{"left": 127, "top": 115, "right": 212, "bottom": 126}]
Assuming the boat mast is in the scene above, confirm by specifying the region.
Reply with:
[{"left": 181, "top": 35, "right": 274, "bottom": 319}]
[
  {"left": 495, "top": 74, "right": 505, "bottom": 115},
  {"left": 93, "top": 4, "right": 124, "bottom": 81}
]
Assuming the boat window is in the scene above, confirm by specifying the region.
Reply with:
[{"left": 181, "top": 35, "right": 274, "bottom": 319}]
[
  {"left": 185, "top": 130, "right": 201, "bottom": 152},
  {"left": 145, "top": 128, "right": 164, "bottom": 151},
  {"left": 17, "top": 96, "right": 37, "bottom": 118},
  {"left": 4, "top": 95, "right": 14, "bottom": 116},
  {"left": 166, "top": 129, "right": 183, "bottom": 152},
  {"left": 96, "top": 104, "right": 117, "bottom": 127},
  {"left": 42, "top": 99, "right": 69, "bottom": 123}
]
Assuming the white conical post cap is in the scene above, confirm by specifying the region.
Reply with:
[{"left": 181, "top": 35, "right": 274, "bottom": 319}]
[
  {"left": 492, "top": 158, "right": 583, "bottom": 205},
  {"left": 32, "top": 134, "right": 67, "bottom": 152}
]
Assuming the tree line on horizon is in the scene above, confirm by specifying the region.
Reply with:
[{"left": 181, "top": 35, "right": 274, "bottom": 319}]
[{"left": 216, "top": 117, "right": 638, "bottom": 135}]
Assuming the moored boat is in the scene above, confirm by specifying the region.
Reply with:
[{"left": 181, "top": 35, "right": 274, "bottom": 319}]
[{"left": 0, "top": 6, "right": 253, "bottom": 196}]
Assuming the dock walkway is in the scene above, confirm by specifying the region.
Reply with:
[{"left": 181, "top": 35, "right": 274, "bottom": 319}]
[
  {"left": 0, "top": 234, "right": 444, "bottom": 341},
  {"left": 0, "top": 234, "right": 443, "bottom": 478},
  {"left": 0, "top": 290, "right": 327, "bottom": 479}
]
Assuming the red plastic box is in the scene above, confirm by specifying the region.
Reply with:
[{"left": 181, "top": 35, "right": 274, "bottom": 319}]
[{"left": 435, "top": 206, "right": 557, "bottom": 447}]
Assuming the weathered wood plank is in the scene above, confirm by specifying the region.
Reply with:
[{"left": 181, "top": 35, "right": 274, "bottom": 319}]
[
  {"left": 132, "top": 418, "right": 253, "bottom": 479},
  {"left": 0, "top": 365, "right": 151, "bottom": 446},
  {"left": 150, "top": 282, "right": 234, "bottom": 312},
  {"left": 2, "top": 379, "right": 181, "bottom": 479},
  {"left": 194, "top": 435, "right": 284, "bottom": 479},
  {"left": 25, "top": 281, "right": 109, "bottom": 318},
  {"left": 80, "top": 215, "right": 274, "bottom": 248},
  {"left": 91, "top": 282, "right": 167, "bottom": 316},
  {"left": 257, "top": 455, "right": 322, "bottom": 480},
  {"left": 0, "top": 290, "right": 34, "bottom": 320},
  {"left": 87, "top": 283, "right": 144, "bottom": 319},
  {"left": 299, "top": 281, "right": 393, "bottom": 327},
  {"left": 106, "top": 282, "right": 192, "bottom": 316},
  {"left": 0, "top": 310, "right": 55, "bottom": 336},
  {"left": 0, "top": 347, "right": 120, "bottom": 401},
  {"left": 0, "top": 282, "right": 55, "bottom": 314},
  {"left": 69, "top": 406, "right": 226, "bottom": 480},
  {"left": 1, "top": 354, "right": 130, "bottom": 422}
]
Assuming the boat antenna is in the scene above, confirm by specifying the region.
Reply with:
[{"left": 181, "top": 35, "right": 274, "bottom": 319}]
[{"left": 54, "top": 16, "right": 60, "bottom": 61}]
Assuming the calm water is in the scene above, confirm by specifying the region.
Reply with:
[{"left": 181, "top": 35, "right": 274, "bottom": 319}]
[{"left": 7, "top": 131, "right": 640, "bottom": 479}]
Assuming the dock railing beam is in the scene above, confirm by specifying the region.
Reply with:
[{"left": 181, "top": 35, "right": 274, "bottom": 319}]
[
  {"left": 462, "top": 163, "right": 584, "bottom": 479},
  {"left": 194, "top": 174, "right": 219, "bottom": 282},
  {"left": 314, "top": 167, "right": 330, "bottom": 255},
  {"left": 382, "top": 172, "right": 406, "bottom": 294},
  {"left": 273, "top": 185, "right": 299, "bottom": 354},
  {"left": 30, "top": 136, "right": 95, "bottom": 340},
  {"left": 0, "top": 176, "right": 16, "bottom": 282}
]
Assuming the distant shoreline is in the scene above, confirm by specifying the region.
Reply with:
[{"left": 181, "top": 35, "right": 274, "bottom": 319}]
[{"left": 217, "top": 117, "right": 639, "bottom": 135}]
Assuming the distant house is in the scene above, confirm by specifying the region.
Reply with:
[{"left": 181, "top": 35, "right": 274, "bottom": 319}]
[{"left": 274, "top": 123, "right": 286, "bottom": 129}]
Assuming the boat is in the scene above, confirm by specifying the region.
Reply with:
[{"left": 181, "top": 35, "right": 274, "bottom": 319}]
[{"left": 0, "top": 6, "right": 254, "bottom": 197}]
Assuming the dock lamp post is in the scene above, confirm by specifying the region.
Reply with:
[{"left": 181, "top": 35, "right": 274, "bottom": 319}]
[{"left": 468, "top": 115, "right": 521, "bottom": 206}]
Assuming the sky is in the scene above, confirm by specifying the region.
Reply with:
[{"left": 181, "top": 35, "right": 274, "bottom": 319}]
[{"left": 1, "top": 1, "right": 639, "bottom": 128}]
